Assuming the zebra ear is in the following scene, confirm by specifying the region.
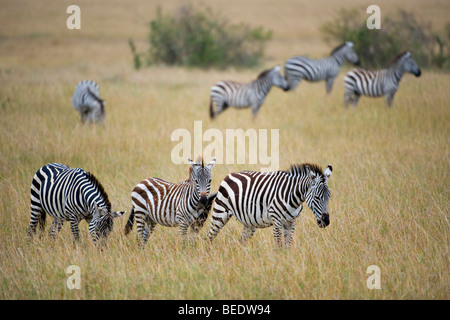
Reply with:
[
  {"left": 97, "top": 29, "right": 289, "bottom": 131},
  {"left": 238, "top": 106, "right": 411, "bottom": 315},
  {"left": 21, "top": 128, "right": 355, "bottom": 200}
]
[
  {"left": 208, "top": 192, "right": 217, "bottom": 205},
  {"left": 206, "top": 158, "right": 216, "bottom": 170},
  {"left": 324, "top": 165, "right": 332, "bottom": 180},
  {"left": 274, "top": 65, "right": 281, "bottom": 72},
  {"left": 188, "top": 158, "right": 196, "bottom": 167},
  {"left": 346, "top": 41, "right": 354, "bottom": 47}
]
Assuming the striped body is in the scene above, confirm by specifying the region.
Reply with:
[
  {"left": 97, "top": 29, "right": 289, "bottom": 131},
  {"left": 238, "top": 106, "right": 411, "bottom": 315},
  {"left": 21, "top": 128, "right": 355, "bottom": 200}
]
[
  {"left": 72, "top": 80, "right": 105, "bottom": 123},
  {"left": 125, "top": 158, "right": 216, "bottom": 247},
  {"left": 209, "top": 66, "right": 288, "bottom": 119},
  {"left": 207, "top": 164, "right": 332, "bottom": 247},
  {"left": 28, "top": 163, "right": 124, "bottom": 244},
  {"left": 284, "top": 41, "right": 359, "bottom": 93},
  {"left": 344, "top": 51, "right": 421, "bottom": 107}
]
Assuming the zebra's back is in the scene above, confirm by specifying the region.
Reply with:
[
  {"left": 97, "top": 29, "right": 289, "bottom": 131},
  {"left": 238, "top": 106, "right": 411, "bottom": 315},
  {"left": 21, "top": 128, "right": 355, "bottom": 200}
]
[
  {"left": 215, "top": 170, "right": 291, "bottom": 228},
  {"left": 132, "top": 177, "right": 189, "bottom": 227},
  {"left": 33, "top": 163, "right": 93, "bottom": 220}
]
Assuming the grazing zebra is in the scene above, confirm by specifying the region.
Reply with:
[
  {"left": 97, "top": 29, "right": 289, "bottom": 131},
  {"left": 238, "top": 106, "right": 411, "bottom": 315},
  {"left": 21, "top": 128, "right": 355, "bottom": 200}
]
[
  {"left": 125, "top": 157, "right": 216, "bottom": 247},
  {"left": 284, "top": 41, "right": 359, "bottom": 93},
  {"left": 28, "top": 163, "right": 125, "bottom": 245},
  {"left": 207, "top": 163, "right": 332, "bottom": 248},
  {"left": 72, "top": 80, "right": 105, "bottom": 123},
  {"left": 209, "top": 66, "right": 289, "bottom": 119},
  {"left": 344, "top": 51, "right": 421, "bottom": 107}
]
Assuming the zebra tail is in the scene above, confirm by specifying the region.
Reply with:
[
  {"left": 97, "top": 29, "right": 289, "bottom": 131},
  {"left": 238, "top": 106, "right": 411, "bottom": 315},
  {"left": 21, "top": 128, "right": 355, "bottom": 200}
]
[
  {"left": 124, "top": 207, "right": 135, "bottom": 235},
  {"left": 209, "top": 98, "right": 215, "bottom": 119}
]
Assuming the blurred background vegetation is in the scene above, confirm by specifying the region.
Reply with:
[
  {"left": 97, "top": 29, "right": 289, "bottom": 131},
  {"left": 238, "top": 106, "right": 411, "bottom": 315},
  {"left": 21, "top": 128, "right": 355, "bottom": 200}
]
[
  {"left": 321, "top": 9, "right": 450, "bottom": 70},
  {"left": 130, "top": 5, "right": 272, "bottom": 70}
]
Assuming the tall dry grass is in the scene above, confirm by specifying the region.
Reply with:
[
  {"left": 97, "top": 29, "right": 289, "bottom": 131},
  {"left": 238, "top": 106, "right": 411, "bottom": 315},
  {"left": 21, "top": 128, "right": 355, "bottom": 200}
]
[{"left": 0, "top": 0, "right": 448, "bottom": 299}]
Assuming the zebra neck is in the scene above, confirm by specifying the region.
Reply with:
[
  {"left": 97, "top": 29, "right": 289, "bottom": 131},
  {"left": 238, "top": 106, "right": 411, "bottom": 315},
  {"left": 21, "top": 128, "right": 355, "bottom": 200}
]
[
  {"left": 388, "top": 63, "right": 405, "bottom": 83},
  {"left": 330, "top": 50, "right": 345, "bottom": 66},
  {"left": 255, "top": 74, "right": 273, "bottom": 95},
  {"left": 187, "top": 183, "right": 200, "bottom": 208},
  {"left": 289, "top": 175, "right": 310, "bottom": 205}
]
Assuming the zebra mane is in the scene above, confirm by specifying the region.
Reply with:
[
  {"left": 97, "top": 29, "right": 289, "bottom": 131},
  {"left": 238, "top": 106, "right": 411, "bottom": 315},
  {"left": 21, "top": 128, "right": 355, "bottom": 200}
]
[
  {"left": 389, "top": 51, "right": 409, "bottom": 65},
  {"left": 330, "top": 43, "right": 347, "bottom": 55},
  {"left": 287, "top": 163, "right": 323, "bottom": 177},
  {"left": 86, "top": 172, "right": 111, "bottom": 210},
  {"left": 257, "top": 69, "right": 271, "bottom": 79}
]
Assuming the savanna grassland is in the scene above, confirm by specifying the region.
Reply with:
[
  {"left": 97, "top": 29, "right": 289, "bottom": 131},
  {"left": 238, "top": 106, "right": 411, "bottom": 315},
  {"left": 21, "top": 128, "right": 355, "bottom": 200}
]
[{"left": 0, "top": 0, "right": 449, "bottom": 300}]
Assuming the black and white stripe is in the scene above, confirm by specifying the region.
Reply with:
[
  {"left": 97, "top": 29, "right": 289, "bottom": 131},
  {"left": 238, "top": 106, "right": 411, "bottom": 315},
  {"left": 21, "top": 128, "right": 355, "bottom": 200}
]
[
  {"left": 72, "top": 80, "right": 105, "bottom": 123},
  {"left": 344, "top": 51, "right": 421, "bottom": 107},
  {"left": 209, "top": 66, "right": 289, "bottom": 119},
  {"left": 28, "top": 163, "right": 125, "bottom": 245},
  {"left": 207, "top": 163, "right": 332, "bottom": 248},
  {"left": 125, "top": 157, "right": 216, "bottom": 247},
  {"left": 284, "top": 41, "right": 359, "bottom": 93}
]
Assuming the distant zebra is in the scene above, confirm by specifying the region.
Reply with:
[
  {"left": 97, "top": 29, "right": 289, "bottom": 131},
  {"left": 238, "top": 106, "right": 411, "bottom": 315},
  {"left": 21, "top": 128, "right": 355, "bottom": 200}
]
[
  {"left": 209, "top": 66, "right": 289, "bottom": 119},
  {"left": 125, "top": 157, "right": 216, "bottom": 247},
  {"left": 207, "top": 163, "right": 332, "bottom": 248},
  {"left": 284, "top": 41, "right": 359, "bottom": 93},
  {"left": 28, "top": 163, "right": 125, "bottom": 245},
  {"left": 72, "top": 80, "right": 105, "bottom": 123},
  {"left": 344, "top": 51, "right": 421, "bottom": 107}
]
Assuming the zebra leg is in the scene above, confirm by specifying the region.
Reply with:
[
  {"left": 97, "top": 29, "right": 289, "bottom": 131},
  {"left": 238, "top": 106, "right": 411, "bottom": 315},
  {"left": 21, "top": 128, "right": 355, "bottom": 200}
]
[
  {"left": 272, "top": 218, "right": 284, "bottom": 248},
  {"left": 69, "top": 216, "right": 81, "bottom": 242},
  {"left": 207, "top": 207, "right": 232, "bottom": 242},
  {"left": 28, "top": 207, "right": 46, "bottom": 238},
  {"left": 283, "top": 220, "right": 297, "bottom": 248},
  {"left": 251, "top": 103, "right": 262, "bottom": 119},
  {"left": 49, "top": 218, "right": 64, "bottom": 239},
  {"left": 352, "top": 93, "right": 360, "bottom": 107},
  {"left": 239, "top": 225, "right": 255, "bottom": 244},
  {"left": 386, "top": 92, "right": 395, "bottom": 107},
  {"left": 136, "top": 212, "right": 155, "bottom": 248},
  {"left": 326, "top": 77, "right": 335, "bottom": 94},
  {"left": 344, "top": 90, "right": 353, "bottom": 107}
]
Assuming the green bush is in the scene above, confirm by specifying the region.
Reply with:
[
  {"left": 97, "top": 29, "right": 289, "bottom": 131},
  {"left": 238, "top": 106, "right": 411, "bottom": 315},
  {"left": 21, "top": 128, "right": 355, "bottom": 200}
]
[
  {"left": 321, "top": 9, "right": 449, "bottom": 70},
  {"left": 130, "top": 5, "right": 272, "bottom": 70}
]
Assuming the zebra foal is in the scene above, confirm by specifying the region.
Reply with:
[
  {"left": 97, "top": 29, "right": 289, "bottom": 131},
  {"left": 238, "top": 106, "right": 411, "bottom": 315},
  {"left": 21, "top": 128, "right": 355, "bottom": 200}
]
[
  {"left": 284, "top": 41, "right": 359, "bottom": 93},
  {"left": 209, "top": 66, "right": 289, "bottom": 119},
  {"left": 125, "top": 157, "right": 216, "bottom": 247},
  {"left": 344, "top": 51, "right": 421, "bottom": 107},
  {"left": 72, "top": 80, "right": 105, "bottom": 123},
  {"left": 28, "top": 163, "right": 125, "bottom": 245},
  {"left": 207, "top": 163, "right": 332, "bottom": 248}
]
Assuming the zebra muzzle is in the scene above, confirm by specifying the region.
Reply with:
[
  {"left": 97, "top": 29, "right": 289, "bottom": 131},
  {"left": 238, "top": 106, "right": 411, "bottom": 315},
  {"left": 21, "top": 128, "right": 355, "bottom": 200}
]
[{"left": 317, "top": 213, "right": 330, "bottom": 228}]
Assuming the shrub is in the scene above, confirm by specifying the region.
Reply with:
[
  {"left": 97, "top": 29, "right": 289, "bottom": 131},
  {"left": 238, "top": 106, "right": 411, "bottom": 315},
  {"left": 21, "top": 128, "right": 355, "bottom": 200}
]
[
  {"left": 320, "top": 9, "right": 449, "bottom": 70},
  {"left": 130, "top": 5, "right": 272, "bottom": 70}
]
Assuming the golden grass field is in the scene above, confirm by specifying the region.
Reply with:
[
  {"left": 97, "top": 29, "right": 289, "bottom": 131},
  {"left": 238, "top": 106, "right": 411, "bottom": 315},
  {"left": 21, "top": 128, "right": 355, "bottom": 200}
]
[{"left": 0, "top": 0, "right": 449, "bottom": 299}]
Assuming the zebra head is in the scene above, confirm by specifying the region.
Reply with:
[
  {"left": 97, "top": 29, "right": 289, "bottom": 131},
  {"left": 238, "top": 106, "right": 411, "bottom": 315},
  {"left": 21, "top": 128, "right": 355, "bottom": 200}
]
[
  {"left": 402, "top": 52, "right": 421, "bottom": 77},
  {"left": 89, "top": 202, "right": 125, "bottom": 243},
  {"left": 188, "top": 157, "right": 216, "bottom": 207},
  {"left": 343, "top": 42, "right": 360, "bottom": 65},
  {"left": 305, "top": 165, "right": 332, "bottom": 228},
  {"left": 271, "top": 66, "right": 290, "bottom": 91}
]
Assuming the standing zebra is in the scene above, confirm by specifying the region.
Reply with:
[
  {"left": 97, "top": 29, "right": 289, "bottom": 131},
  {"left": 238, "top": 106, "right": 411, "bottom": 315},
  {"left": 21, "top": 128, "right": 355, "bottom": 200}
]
[
  {"left": 209, "top": 66, "right": 289, "bottom": 119},
  {"left": 125, "top": 157, "right": 216, "bottom": 247},
  {"left": 207, "top": 163, "right": 332, "bottom": 248},
  {"left": 72, "top": 80, "right": 105, "bottom": 123},
  {"left": 284, "top": 41, "right": 359, "bottom": 93},
  {"left": 344, "top": 51, "right": 421, "bottom": 107},
  {"left": 28, "top": 163, "right": 125, "bottom": 245}
]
